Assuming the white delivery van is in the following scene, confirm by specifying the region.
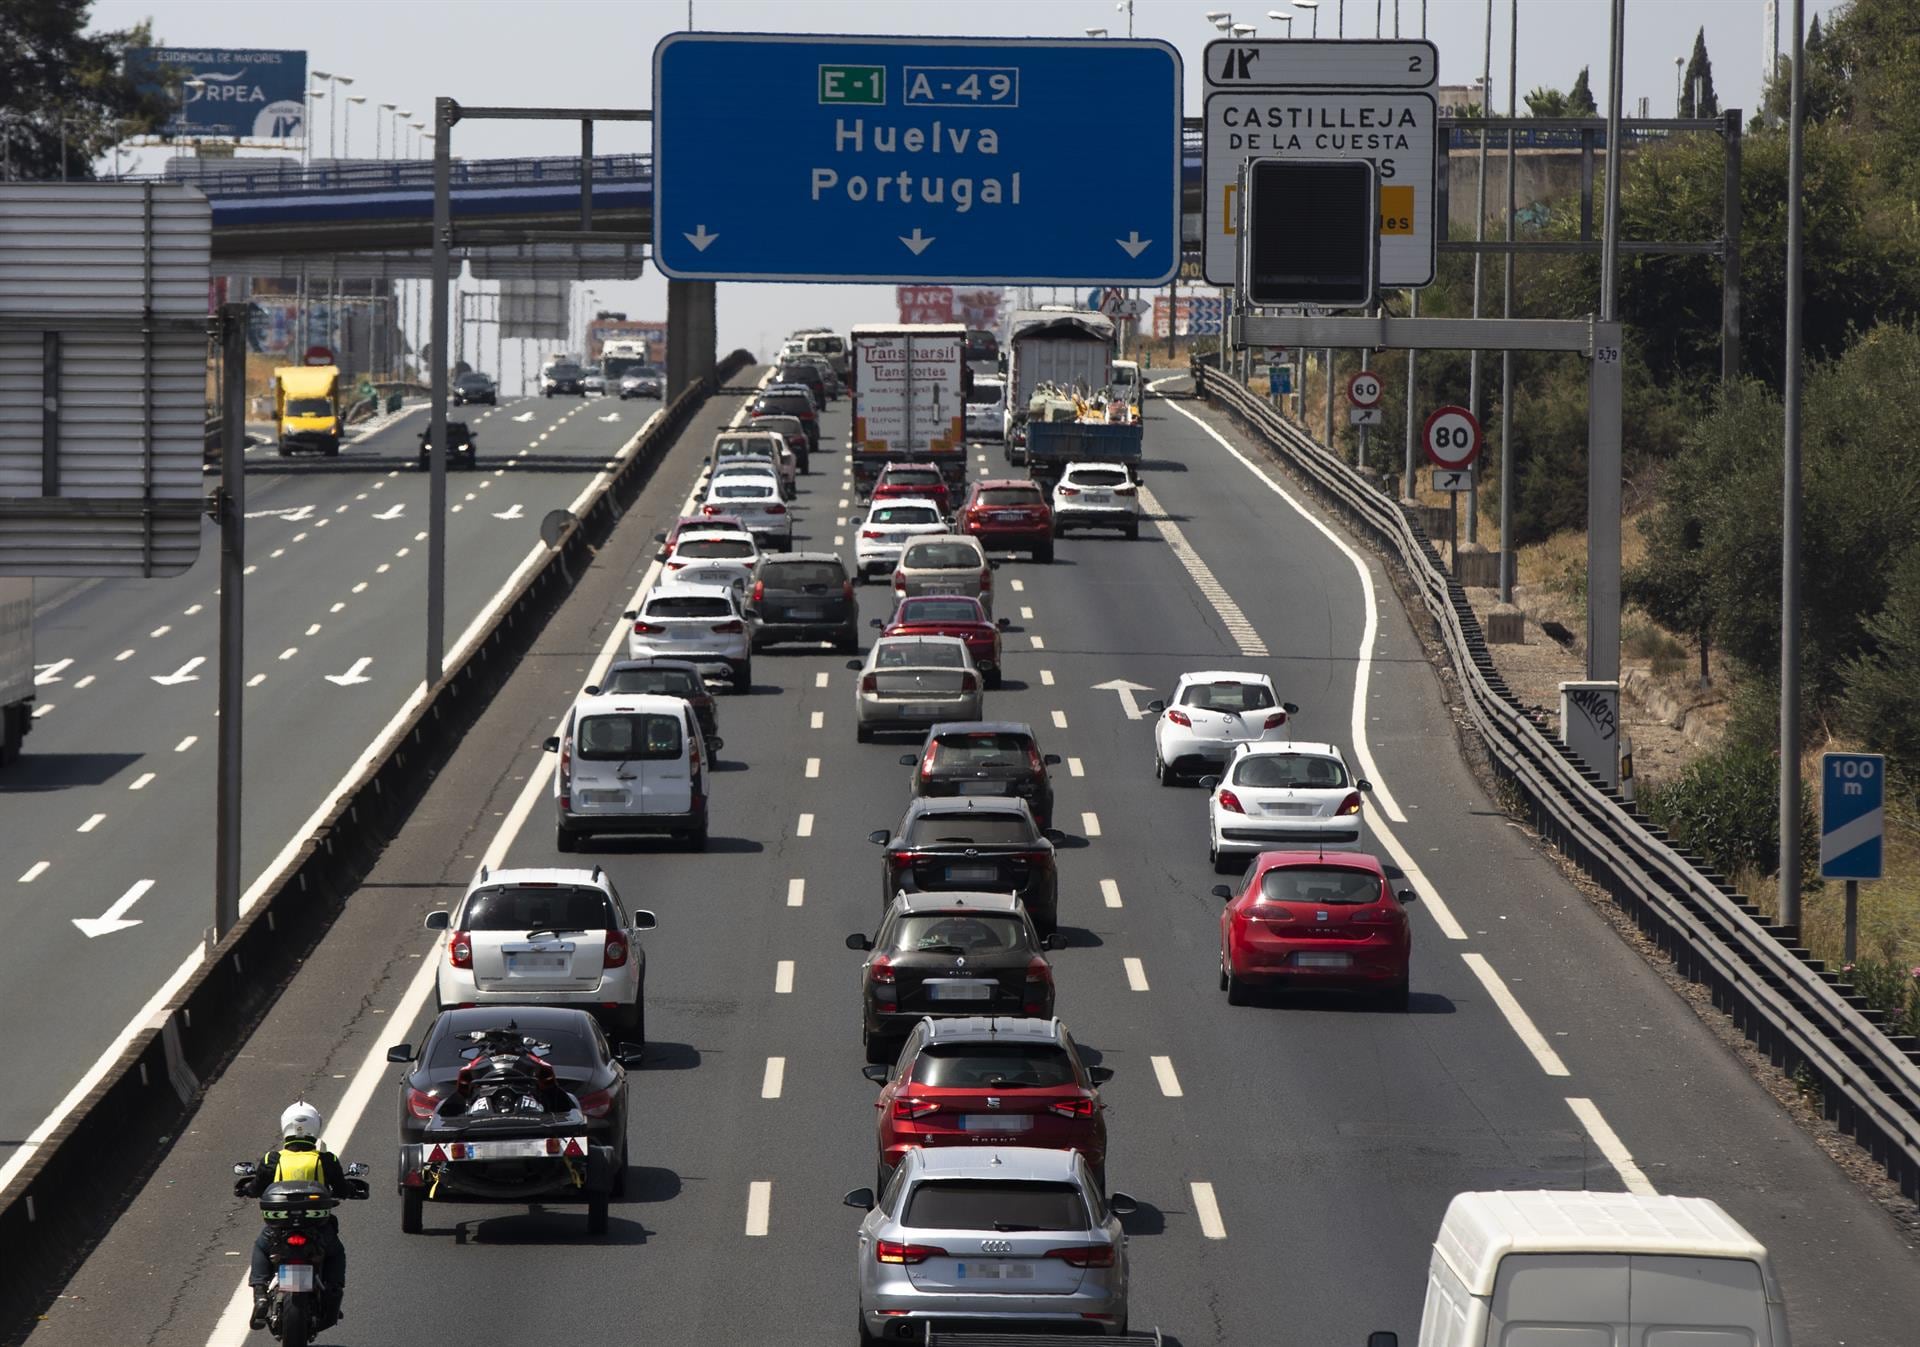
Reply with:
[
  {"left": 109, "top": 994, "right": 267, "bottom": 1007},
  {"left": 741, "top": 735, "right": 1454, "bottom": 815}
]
[
  {"left": 546, "top": 692, "right": 711, "bottom": 852},
  {"left": 1374, "top": 1191, "right": 1790, "bottom": 1347}
]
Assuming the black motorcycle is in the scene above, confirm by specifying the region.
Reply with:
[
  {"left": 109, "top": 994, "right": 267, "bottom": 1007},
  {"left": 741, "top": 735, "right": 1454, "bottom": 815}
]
[{"left": 231, "top": 1160, "right": 370, "bottom": 1346}]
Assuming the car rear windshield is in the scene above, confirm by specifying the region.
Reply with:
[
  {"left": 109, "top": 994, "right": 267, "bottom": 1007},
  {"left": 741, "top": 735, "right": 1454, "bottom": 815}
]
[
  {"left": 805, "top": 335, "right": 844, "bottom": 355},
  {"left": 761, "top": 560, "right": 845, "bottom": 588},
  {"left": 933, "top": 732, "right": 1035, "bottom": 767},
  {"left": 776, "top": 365, "right": 818, "bottom": 381},
  {"left": 713, "top": 482, "right": 776, "bottom": 500},
  {"left": 717, "top": 436, "right": 781, "bottom": 457},
  {"left": 287, "top": 397, "right": 333, "bottom": 417},
  {"left": 903, "top": 1181, "right": 1086, "bottom": 1231},
  {"left": 645, "top": 595, "right": 734, "bottom": 618},
  {"left": 753, "top": 416, "right": 804, "bottom": 434},
  {"left": 1257, "top": 867, "right": 1381, "bottom": 906},
  {"left": 575, "top": 712, "right": 683, "bottom": 761},
  {"left": 1235, "top": 754, "right": 1348, "bottom": 789},
  {"left": 603, "top": 667, "right": 699, "bottom": 698},
  {"left": 913, "top": 1042, "right": 1075, "bottom": 1088},
  {"left": 428, "top": 1022, "right": 596, "bottom": 1069},
  {"left": 904, "top": 543, "right": 980, "bottom": 570},
  {"left": 457, "top": 375, "right": 491, "bottom": 388},
  {"left": 677, "top": 538, "right": 756, "bottom": 558},
  {"left": 871, "top": 505, "right": 940, "bottom": 525},
  {"left": 1066, "top": 468, "right": 1129, "bottom": 487},
  {"left": 461, "top": 885, "right": 613, "bottom": 933},
  {"left": 884, "top": 468, "right": 943, "bottom": 484},
  {"left": 885, "top": 912, "right": 1029, "bottom": 956},
  {"left": 757, "top": 394, "right": 811, "bottom": 414},
  {"left": 965, "top": 381, "right": 1005, "bottom": 406},
  {"left": 904, "top": 813, "right": 1035, "bottom": 845},
  {"left": 549, "top": 364, "right": 583, "bottom": 379},
  {"left": 875, "top": 641, "right": 966, "bottom": 669},
  {"left": 1180, "top": 681, "right": 1275, "bottom": 712},
  {"left": 976, "top": 487, "right": 1044, "bottom": 507},
  {"left": 899, "top": 599, "right": 983, "bottom": 624}
]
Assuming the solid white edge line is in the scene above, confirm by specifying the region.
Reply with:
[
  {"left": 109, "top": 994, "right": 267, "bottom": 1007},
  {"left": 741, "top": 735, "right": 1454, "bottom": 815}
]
[
  {"left": 1565, "top": 1097, "right": 1657, "bottom": 1195},
  {"left": 1151, "top": 1055, "right": 1184, "bottom": 1098},
  {"left": 1190, "top": 1181, "right": 1227, "bottom": 1239},
  {"left": 1461, "top": 952, "right": 1571, "bottom": 1077},
  {"left": 745, "top": 1180, "right": 773, "bottom": 1236},
  {"left": 762, "top": 1057, "right": 787, "bottom": 1100}
]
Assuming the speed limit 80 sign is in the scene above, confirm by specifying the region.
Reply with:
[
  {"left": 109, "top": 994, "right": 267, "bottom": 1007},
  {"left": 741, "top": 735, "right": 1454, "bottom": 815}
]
[{"left": 1422, "top": 404, "right": 1482, "bottom": 469}]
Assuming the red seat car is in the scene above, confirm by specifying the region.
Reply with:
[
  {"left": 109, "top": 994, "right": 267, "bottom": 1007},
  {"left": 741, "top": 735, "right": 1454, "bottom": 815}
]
[
  {"left": 876, "top": 594, "right": 1008, "bottom": 687},
  {"left": 1215, "top": 851, "right": 1414, "bottom": 1009},
  {"left": 863, "top": 1016, "right": 1112, "bottom": 1190},
  {"left": 961, "top": 479, "right": 1054, "bottom": 563},
  {"left": 871, "top": 463, "right": 955, "bottom": 514}
]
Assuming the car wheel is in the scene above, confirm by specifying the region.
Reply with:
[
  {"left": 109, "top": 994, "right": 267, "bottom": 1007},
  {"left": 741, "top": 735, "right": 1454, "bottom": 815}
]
[
  {"left": 685, "top": 824, "right": 709, "bottom": 852},
  {"left": 400, "top": 1186, "right": 424, "bottom": 1234},
  {"left": 985, "top": 668, "right": 1003, "bottom": 690},
  {"left": 1381, "top": 978, "right": 1411, "bottom": 1013},
  {"left": 555, "top": 823, "right": 577, "bottom": 853},
  {"left": 836, "top": 627, "right": 859, "bottom": 654},
  {"left": 586, "top": 1196, "right": 609, "bottom": 1236},
  {"left": 1156, "top": 756, "right": 1177, "bottom": 787},
  {"left": 862, "top": 1030, "right": 898, "bottom": 1065},
  {"left": 857, "top": 1310, "right": 884, "bottom": 1347},
  {"left": 611, "top": 1140, "right": 630, "bottom": 1198},
  {"left": 1210, "top": 839, "right": 1237, "bottom": 874},
  {"left": 1051, "top": 522, "right": 1066, "bottom": 538},
  {"left": 856, "top": 722, "right": 874, "bottom": 744},
  {"left": 730, "top": 660, "right": 752, "bottom": 694},
  {"left": 1036, "top": 544, "right": 1054, "bottom": 563},
  {"left": 1224, "top": 957, "right": 1253, "bottom": 1006},
  {"left": 1125, "top": 522, "right": 1140, "bottom": 540}
]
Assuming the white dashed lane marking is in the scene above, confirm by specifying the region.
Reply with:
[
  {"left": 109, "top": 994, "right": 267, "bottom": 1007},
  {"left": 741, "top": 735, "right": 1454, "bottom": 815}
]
[
  {"left": 129, "top": 773, "right": 155, "bottom": 791},
  {"left": 1191, "top": 1181, "right": 1228, "bottom": 1239},
  {"left": 1151, "top": 1056, "right": 1184, "bottom": 1097},
  {"left": 762, "top": 1058, "right": 786, "bottom": 1099},
  {"left": 1462, "top": 953, "right": 1570, "bottom": 1077},
  {"left": 797, "top": 813, "right": 814, "bottom": 837},
  {"left": 19, "top": 862, "right": 48, "bottom": 883},
  {"left": 1067, "top": 757, "right": 1085, "bottom": 777},
  {"left": 1081, "top": 811, "right": 1101, "bottom": 838},
  {"left": 77, "top": 814, "right": 105, "bottom": 833},
  {"left": 1100, "top": 879, "right": 1122, "bottom": 908},
  {"left": 1566, "top": 1098, "right": 1657, "bottom": 1195},
  {"left": 774, "top": 961, "right": 795, "bottom": 994},
  {"left": 1123, "top": 957, "right": 1149, "bottom": 991},
  {"left": 786, "top": 879, "right": 806, "bottom": 908},
  {"left": 175, "top": 736, "right": 196, "bottom": 752},
  {"left": 745, "top": 1181, "right": 772, "bottom": 1236}
]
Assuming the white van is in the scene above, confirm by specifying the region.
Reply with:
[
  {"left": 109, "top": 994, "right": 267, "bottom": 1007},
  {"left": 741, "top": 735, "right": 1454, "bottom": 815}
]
[
  {"left": 1374, "top": 1191, "right": 1791, "bottom": 1347},
  {"left": 545, "top": 692, "right": 711, "bottom": 852}
]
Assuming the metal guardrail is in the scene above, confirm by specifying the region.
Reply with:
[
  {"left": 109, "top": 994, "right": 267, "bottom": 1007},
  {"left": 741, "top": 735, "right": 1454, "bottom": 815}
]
[
  {"left": 1193, "top": 361, "right": 1920, "bottom": 1203},
  {"left": 131, "top": 153, "right": 653, "bottom": 198}
]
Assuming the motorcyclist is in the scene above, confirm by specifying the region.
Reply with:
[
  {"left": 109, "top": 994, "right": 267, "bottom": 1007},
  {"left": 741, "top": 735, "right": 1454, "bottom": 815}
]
[{"left": 236, "top": 1101, "right": 351, "bottom": 1330}]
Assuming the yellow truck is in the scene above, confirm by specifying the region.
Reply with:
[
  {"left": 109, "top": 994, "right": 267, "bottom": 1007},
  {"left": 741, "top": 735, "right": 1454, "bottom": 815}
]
[{"left": 272, "top": 365, "right": 343, "bottom": 457}]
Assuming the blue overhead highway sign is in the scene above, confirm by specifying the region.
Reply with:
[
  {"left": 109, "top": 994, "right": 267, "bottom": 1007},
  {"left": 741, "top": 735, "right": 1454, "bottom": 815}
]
[
  {"left": 653, "top": 33, "right": 1183, "bottom": 285},
  {"left": 1820, "top": 751, "right": 1885, "bottom": 881}
]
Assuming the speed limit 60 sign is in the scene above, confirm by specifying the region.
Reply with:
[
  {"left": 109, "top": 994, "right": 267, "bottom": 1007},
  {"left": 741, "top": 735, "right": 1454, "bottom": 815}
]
[
  {"left": 1347, "top": 370, "right": 1383, "bottom": 409},
  {"left": 1422, "top": 404, "right": 1481, "bottom": 469}
]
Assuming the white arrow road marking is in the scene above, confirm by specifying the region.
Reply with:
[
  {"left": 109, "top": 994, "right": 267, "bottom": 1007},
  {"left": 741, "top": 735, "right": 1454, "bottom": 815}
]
[
  {"left": 243, "top": 504, "right": 315, "bottom": 522},
  {"left": 492, "top": 503, "right": 525, "bottom": 521},
  {"left": 372, "top": 503, "right": 406, "bottom": 521},
  {"left": 150, "top": 657, "right": 206, "bottom": 686},
  {"left": 325, "top": 657, "right": 374, "bottom": 687},
  {"left": 73, "top": 879, "right": 153, "bottom": 938},
  {"left": 685, "top": 224, "right": 719, "bottom": 251},
  {"left": 512, "top": 411, "right": 535, "bottom": 423},
  {"left": 1092, "top": 678, "right": 1155, "bottom": 720},
  {"left": 1117, "top": 231, "right": 1152, "bottom": 258},
  {"left": 33, "top": 659, "right": 72, "bottom": 686},
  {"left": 599, "top": 411, "right": 621, "bottom": 422},
  {"left": 900, "top": 228, "right": 935, "bottom": 255}
]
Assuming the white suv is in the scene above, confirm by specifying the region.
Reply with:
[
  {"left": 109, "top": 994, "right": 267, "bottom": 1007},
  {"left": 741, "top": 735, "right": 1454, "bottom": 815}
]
[
  {"left": 854, "top": 497, "right": 948, "bottom": 580},
  {"left": 1051, "top": 461, "right": 1140, "bottom": 538},
  {"left": 625, "top": 582, "right": 754, "bottom": 692},
  {"left": 423, "top": 865, "right": 658, "bottom": 1036}
]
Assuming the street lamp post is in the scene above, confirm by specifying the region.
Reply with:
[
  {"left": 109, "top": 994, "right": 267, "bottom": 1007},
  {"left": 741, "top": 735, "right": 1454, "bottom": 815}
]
[
  {"left": 411, "top": 122, "right": 425, "bottom": 158},
  {"left": 305, "top": 86, "right": 324, "bottom": 168},
  {"left": 311, "top": 70, "right": 354, "bottom": 160},
  {"left": 1295, "top": 0, "right": 1320, "bottom": 36},
  {"left": 378, "top": 102, "right": 395, "bottom": 159},
  {"left": 1267, "top": 9, "right": 1297, "bottom": 36},
  {"left": 346, "top": 94, "right": 366, "bottom": 159}
]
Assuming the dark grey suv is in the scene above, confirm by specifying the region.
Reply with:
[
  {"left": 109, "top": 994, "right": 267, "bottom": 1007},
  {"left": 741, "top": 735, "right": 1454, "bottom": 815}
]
[{"left": 748, "top": 553, "right": 859, "bottom": 651}]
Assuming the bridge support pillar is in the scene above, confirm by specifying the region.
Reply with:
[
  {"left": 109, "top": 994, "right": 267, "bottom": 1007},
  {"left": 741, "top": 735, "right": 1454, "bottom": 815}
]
[{"left": 666, "top": 280, "right": 717, "bottom": 401}]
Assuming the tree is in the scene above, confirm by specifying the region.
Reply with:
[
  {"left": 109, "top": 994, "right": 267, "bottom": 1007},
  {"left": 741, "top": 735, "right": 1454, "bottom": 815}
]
[
  {"left": 0, "top": 1, "right": 170, "bottom": 181},
  {"left": 1525, "top": 67, "right": 1595, "bottom": 118},
  {"left": 1841, "top": 546, "right": 1920, "bottom": 783},
  {"left": 1525, "top": 86, "right": 1569, "bottom": 117},
  {"left": 1680, "top": 27, "right": 1719, "bottom": 118},
  {"left": 1567, "top": 66, "right": 1598, "bottom": 116}
]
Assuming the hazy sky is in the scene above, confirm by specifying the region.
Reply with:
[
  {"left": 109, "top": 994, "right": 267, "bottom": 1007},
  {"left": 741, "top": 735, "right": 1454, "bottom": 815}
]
[{"left": 92, "top": 0, "right": 1838, "bottom": 363}]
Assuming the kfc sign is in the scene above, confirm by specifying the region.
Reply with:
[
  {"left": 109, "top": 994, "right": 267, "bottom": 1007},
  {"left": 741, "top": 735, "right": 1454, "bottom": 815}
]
[{"left": 896, "top": 285, "right": 954, "bottom": 324}]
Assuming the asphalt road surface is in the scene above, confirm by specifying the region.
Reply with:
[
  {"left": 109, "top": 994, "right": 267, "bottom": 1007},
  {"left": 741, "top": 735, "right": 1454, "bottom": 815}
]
[
  {"left": 25, "top": 378, "right": 1920, "bottom": 1347},
  {"left": 0, "top": 390, "right": 665, "bottom": 1190}
]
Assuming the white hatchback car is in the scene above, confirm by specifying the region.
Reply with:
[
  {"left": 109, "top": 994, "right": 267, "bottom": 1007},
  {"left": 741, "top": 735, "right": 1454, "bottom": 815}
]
[
  {"left": 545, "top": 691, "right": 714, "bottom": 850},
  {"left": 625, "top": 581, "right": 754, "bottom": 691},
  {"left": 1051, "top": 462, "right": 1141, "bottom": 538},
  {"left": 854, "top": 498, "right": 949, "bottom": 580},
  {"left": 1199, "top": 741, "right": 1372, "bottom": 872},
  {"left": 703, "top": 474, "right": 792, "bottom": 549},
  {"left": 1148, "top": 670, "right": 1298, "bottom": 785},
  {"left": 423, "top": 865, "right": 658, "bottom": 1036},
  {"left": 663, "top": 528, "right": 759, "bottom": 596}
]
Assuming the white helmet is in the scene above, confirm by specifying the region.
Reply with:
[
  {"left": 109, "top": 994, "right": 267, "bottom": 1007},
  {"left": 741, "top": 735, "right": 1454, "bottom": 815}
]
[{"left": 279, "top": 1101, "right": 324, "bottom": 1142}]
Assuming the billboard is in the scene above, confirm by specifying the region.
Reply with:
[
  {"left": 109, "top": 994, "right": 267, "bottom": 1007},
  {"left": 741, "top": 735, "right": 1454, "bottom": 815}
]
[
  {"left": 896, "top": 286, "right": 953, "bottom": 325},
  {"left": 500, "top": 280, "right": 568, "bottom": 340},
  {"left": 128, "top": 48, "right": 308, "bottom": 141},
  {"left": 587, "top": 319, "right": 667, "bottom": 362},
  {"left": 1152, "top": 295, "right": 1227, "bottom": 338},
  {"left": 953, "top": 288, "right": 1005, "bottom": 334}
]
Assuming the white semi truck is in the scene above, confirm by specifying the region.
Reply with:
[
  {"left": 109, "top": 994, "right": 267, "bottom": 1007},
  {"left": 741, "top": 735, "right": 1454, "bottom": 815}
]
[{"left": 0, "top": 579, "right": 33, "bottom": 765}]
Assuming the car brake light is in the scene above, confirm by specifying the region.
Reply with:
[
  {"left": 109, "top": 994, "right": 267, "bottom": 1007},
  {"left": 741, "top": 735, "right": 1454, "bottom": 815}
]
[
  {"left": 958, "top": 671, "right": 978, "bottom": 692},
  {"left": 767, "top": 503, "right": 787, "bottom": 515},
  {"left": 876, "top": 1240, "right": 945, "bottom": 1265},
  {"left": 1046, "top": 1244, "right": 1115, "bottom": 1268},
  {"left": 1114, "top": 485, "right": 1137, "bottom": 497},
  {"left": 404, "top": 1086, "right": 437, "bottom": 1120},
  {"left": 1015, "top": 849, "right": 1054, "bottom": 870},
  {"left": 1048, "top": 1097, "right": 1097, "bottom": 1119},
  {"left": 603, "top": 932, "right": 628, "bottom": 968},
  {"left": 862, "top": 529, "right": 884, "bottom": 539},
  {"left": 892, "top": 571, "right": 906, "bottom": 589},
  {"left": 1251, "top": 900, "right": 1296, "bottom": 921},
  {"left": 1217, "top": 789, "right": 1246, "bottom": 814},
  {"left": 1263, "top": 710, "right": 1290, "bottom": 730},
  {"left": 891, "top": 1097, "right": 940, "bottom": 1120},
  {"left": 1058, "top": 487, "right": 1079, "bottom": 497},
  {"left": 449, "top": 932, "right": 472, "bottom": 969},
  {"left": 1026, "top": 745, "right": 1044, "bottom": 774},
  {"left": 920, "top": 741, "right": 940, "bottom": 776},
  {"left": 1025, "top": 955, "right": 1052, "bottom": 985},
  {"left": 701, "top": 504, "right": 721, "bottom": 516},
  {"left": 632, "top": 620, "right": 662, "bottom": 634},
  {"left": 861, "top": 673, "right": 878, "bottom": 693},
  {"left": 1167, "top": 709, "right": 1192, "bottom": 727},
  {"left": 712, "top": 620, "right": 744, "bottom": 634},
  {"left": 869, "top": 952, "right": 895, "bottom": 985},
  {"left": 842, "top": 579, "right": 856, "bottom": 601},
  {"left": 750, "top": 580, "right": 765, "bottom": 604},
  {"left": 888, "top": 849, "right": 914, "bottom": 872},
  {"left": 979, "top": 567, "right": 993, "bottom": 589},
  {"left": 1351, "top": 904, "right": 1401, "bottom": 926},
  {"left": 1337, "top": 791, "right": 1363, "bottom": 816},
  {"left": 665, "top": 560, "right": 686, "bottom": 570},
  {"left": 577, "top": 1088, "right": 615, "bottom": 1118}
]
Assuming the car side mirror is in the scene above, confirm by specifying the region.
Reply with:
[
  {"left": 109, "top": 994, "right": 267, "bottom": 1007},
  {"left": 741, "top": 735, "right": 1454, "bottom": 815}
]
[
  {"left": 543, "top": 736, "right": 560, "bottom": 753},
  {"left": 862, "top": 1064, "right": 890, "bottom": 1084},
  {"left": 1398, "top": 888, "right": 1418, "bottom": 903},
  {"left": 1197, "top": 775, "right": 1221, "bottom": 790},
  {"left": 844, "top": 1187, "right": 876, "bottom": 1211},
  {"left": 1145, "top": 699, "right": 1166, "bottom": 713},
  {"left": 654, "top": 549, "right": 668, "bottom": 562},
  {"left": 617, "top": 1044, "right": 647, "bottom": 1068},
  {"left": 989, "top": 560, "right": 1000, "bottom": 570},
  {"left": 1043, "top": 828, "right": 1068, "bottom": 845},
  {"left": 846, "top": 932, "right": 874, "bottom": 951},
  {"left": 870, "top": 618, "right": 884, "bottom": 629},
  {"left": 652, "top": 531, "right": 667, "bottom": 543},
  {"left": 867, "top": 829, "right": 890, "bottom": 845},
  {"left": 845, "top": 658, "right": 863, "bottom": 670},
  {"left": 1282, "top": 701, "right": 1300, "bottom": 714},
  {"left": 423, "top": 910, "right": 451, "bottom": 932},
  {"left": 996, "top": 617, "right": 1011, "bottom": 630},
  {"left": 709, "top": 736, "right": 724, "bottom": 753},
  {"left": 899, "top": 753, "right": 918, "bottom": 766},
  {"left": 631, "top": 909, "right": 658, "bottom": 931},
  {"left": 1087, "top": 1065, "right": 1115, "bottom": 1086},
  {"left": 385, "top": 1044, "right": 415, "bottom": 1063},
  {"left": 1356, "top": 779, "right": 1373, "bottom": 792},
  {"left": 622, "top": 609, "right": 638, "bottom": 620},
  {"left": 1044, "top": 754, "right": 1061, "bottom": 765},
  {"left": 583, "top": 685, "right": 600, "bottom": 697},
  {"left": 1211, "top": 884, "right": 1234, "bottom": 900},
  {"left": 1107, "top": 1192, "right": 1139, "bottom": 1216},
  {"left": 1041, "top": 932, "right": 1064, "bottom": 950},
  {"left": 1368, "top": 1335, "right": 1400, "bottom": 1347}
]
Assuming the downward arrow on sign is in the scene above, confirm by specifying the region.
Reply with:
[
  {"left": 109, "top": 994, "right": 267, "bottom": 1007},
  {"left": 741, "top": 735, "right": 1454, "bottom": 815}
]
[
  {"left": 1117, "top": 231, "right": 1152, "bottom": 259},
  {"left": 900, "top": 228, "right": 935, "bottom": 255},
  {"left": 74, "top": 879, "right": 153, "bottom": 937},
  {"left": 685, "top": 224, "right": 719, "bottom": 252}
]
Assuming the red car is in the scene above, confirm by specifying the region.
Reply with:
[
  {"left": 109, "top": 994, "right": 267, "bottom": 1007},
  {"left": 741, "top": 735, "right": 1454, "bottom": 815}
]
[
  {"left": 870, "top": 463, "right": 953, "bottom": 514},
  {"left": 961, "top": 479, "right": 1053, "bottom": 562},
  {"left": 877, "top": 595, "right": 1007, "bottom": 686},
  {"left": 1215, "top": 851, "right": 1413, "bottom": 1009},
  {"left": 863, "top": 1016, "right": 1113, "bottom": 1189}
]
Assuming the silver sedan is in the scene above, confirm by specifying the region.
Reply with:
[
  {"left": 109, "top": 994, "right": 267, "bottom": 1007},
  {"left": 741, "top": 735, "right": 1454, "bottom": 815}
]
[
  {"left": 851, "top": 635, "right": 983, "bottom": 742},
  {"left": 846, "top": 1145, "right": 1138, "bottom": 1341}
]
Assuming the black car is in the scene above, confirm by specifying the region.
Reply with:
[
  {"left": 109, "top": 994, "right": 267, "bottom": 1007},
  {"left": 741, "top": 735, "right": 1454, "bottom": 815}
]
[
  {"left": 846, "top": 892, "right": 1060, "bottom": 1062},
  {"left": 868, "top": 797, "right": 1065, "bottom": 933},
  {"left": 748, "top": 552, "right": 859, "bottom": 652},
  {"left": 545, "top": 362, "right": 586, "bottom": 396},
  {"left": 750, "top": 390, "right": 819, "bottom": 450},
  {"left": 386, "top": 1006, "right": 641, "bottom": 1233},
  {"left": 901, "top": 722, "right": 1062, "bottom": 830},
  {"left": 773, "top": 362, "right": 829, "bottom": 408},
  {"left": 453, "top": 372, "right": 497, "bottom": 406},
  {"left": 417, "top": 420, "right": 476, "bottom": 470},
  {"left": 589, "top": 658, "right": 720, "bottom": 744}
]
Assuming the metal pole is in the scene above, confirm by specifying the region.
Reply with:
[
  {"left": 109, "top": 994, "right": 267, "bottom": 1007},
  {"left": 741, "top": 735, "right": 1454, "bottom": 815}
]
[
  {"left": 1357, "top": 346, "right": 1371, "bottom": 470},
  {"left": 1467, "top": 0, "right": 1492, "bottom": 543},
  {"left": 1600, "top": 0, "right": 1626, "bottom": 321},
  {"left": 1844, "top": 880, "right": 1858, "bottom": 963},
  {"left": 213, "top": 303, "right": 248, "bottom": 943},
  {"left": 1721, "top": 109, "right": 1743, "bottom": 385},
  {"left": 1403, "top": 292, "right": 1419, "bottom": 498},
  {"left": 1779, "top": 0, "right": 1806, "bottom": 929},
  {"left": 428, "top": 98, "right": 452, "bottom": 687},
  {"left": 1323, "top": 348, "right": 1335, "bottom": 448},
  {"left": 581, "top": 119, "right": 595, "bottom": 232},
  {"left": 1498, "top": 0, "right": 1518, "bottom": 602}
]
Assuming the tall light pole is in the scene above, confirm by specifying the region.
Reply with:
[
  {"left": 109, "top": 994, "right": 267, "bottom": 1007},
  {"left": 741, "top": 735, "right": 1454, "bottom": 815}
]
[
  {"left": 1267, "top": 8, "right": 1296, "bottom": 36},
  {"left": 305, "top": 85, "right": 324, "bottom": 167},
  {"left": 1295, "top": 0, "right": 1321, "bottom": 36},
  {"left": 346, "top": 94, "right": 366, "bottom": 159},
  {"left": 1115, "top": 0, "right": 1135, "bottom": 37},
  {"left": 311, "top": 70, "right": 353, "bottom": 160},
  {"left": 394, "top": 108, "right": 412, "bottom": 161},
  {"left": 378, "top": 102, "right": 395, "bottom": 159},
  {"left": 1778, "top": 0, "right": 1808, "bottom": 929},
  {"left": 411, "top": 121, "right": 425, "bottom": 157}
]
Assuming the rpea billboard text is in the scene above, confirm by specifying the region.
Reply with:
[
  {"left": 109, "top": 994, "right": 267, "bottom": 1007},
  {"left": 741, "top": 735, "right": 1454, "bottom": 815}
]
[{"left": 128, "top": 48, "right": 309, "bottom": 141}]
